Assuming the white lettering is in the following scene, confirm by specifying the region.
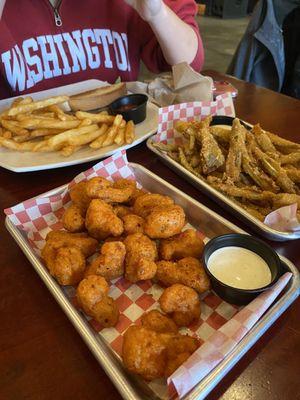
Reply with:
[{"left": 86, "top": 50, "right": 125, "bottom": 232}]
[
  {"left": 37, "top": 35, "right": 62, "bottom": 79},
  {"left": 121, "top": 33, "right": 131, "bottom": 72},
  {"left": 112, "top": 31, "right": 128, "bottom": 71},
  {"left": 94, "top": 29, "right": 113, "bottom": 69},
  {"left": 22, "top": 38, "right": 44, "bottom": 84},
  {"left": 63, "top": 30, "right": 87, "bottom": 73},
  {"left": 1, "top": 47, "right": 26, "bottom": 91},
  {"left": 52, "top": 34, "right": 72, "bottom": 75},
  {"left": 82, "top": 29, "right": 100, "bottom": 69}
]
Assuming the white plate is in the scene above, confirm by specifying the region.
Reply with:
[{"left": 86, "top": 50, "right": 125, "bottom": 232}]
[{"left": 0, "top": 80, "right": 159, "bottom": 172}]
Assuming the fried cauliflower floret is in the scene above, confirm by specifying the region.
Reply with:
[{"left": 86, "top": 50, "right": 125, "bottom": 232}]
[
  {"left": 141, "top": 310, "right": 178, "bottom": 334},
  {"left": 156, "top": 257, "right": 210, "bottom": 294},
  {"left": 77, "top": 275, "right": 118, "bottom": 327},
  {"left": 159, "top": 284, "right": 201, "bottom": 327},
  {"left": 62, "top": 204, "right": 85, "bottom": 233},
  {"left": 85, "top": 176, "right": 112, "bottom": 198},
  {"left": 160, "top": 229, "right": 204, "bottom": 260},
  {"left": 113, "top": 178, "right": 137, "bottom": 191},
  {"left": 122, "top": 214, "right": 145, "bottom": 235},
  {"left": 50, "top": 246, "right": 86, "bottom": 285},
  {"left": 133, "top": 193, "right": 174, "bottom": 218},
  {"left": 86, "top": 177, "right": 134, "bottom": 203},
  {"left": 85, "top": 241, "right": 126, "bottom": 280},
  {"left": 113, "top": 205, "right": 133, "bottom": 218},
  {"left": 69, "top": 181, "right": 91, "bottom": 212},
  {"left": 45, "top": 231, "right": 98, "bottom": 257},
  {"left": 122, "top": 326, "right": 172, "bottom": 381},
  {"left": 85, "top": 199, "right": 124, "bottom": 240},
  {"left": 144, "top": 204, "right": 186, "bottom": 239},
  {"left": 91, "top": 296, "right": 119, "bottom": 327},
  {"left": 76, "top": 275, "right": 109, "bottom": 314},
  {"left": 122, "top": 325, "right": 199, "bottom": 380},
  {"left": 124, "top": 233, "right": 157, "bottom": 283},
  {"left": 165, "top": 335, "right": 200, "bottom": 377}
]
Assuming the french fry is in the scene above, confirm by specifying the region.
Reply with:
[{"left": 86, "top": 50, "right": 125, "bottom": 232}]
[
  {"left": 1, "top": 119, "right": 29, "bottom": 136},
  {"left": 13, "top": 134, "right": 31, "bottom": 143},
  {"left": 67, "top": 127, "right": 107, "bottom": 146},
  {"left": 19, "top": 118, "right": 80, "bottom": 130},
  {"left": 102, "top": 115, "right": 123, "bottom": 146},
  {"left": 75, "top": 110, "right": 115, "bottom": 124},
  {"left": 114, "top": 127, "right": 125, "bottom": 145},
  {"left": 125, "top": 120, "right": 135, "bottom": 144},
  {"left": 30, "top": 128, "right": 65, "bottom": 137},
  {"left": 78, "top": 118, "right": 92, "bottom": 127},
  {"left": 60, "top": 145, "right": 82, "bottom": 157},
  {"left": 89, "top": 124, "right": 109, "bottom": 149},
  {"left": 47, "top": 124, "right": 98, "bottom": 149},
  {"left": 2, "top": 130, "right": 12, "bottom": 139},
  {"left": 7, "top": 95, "right": 69, "bottom": 116},
  {"left": 47, "top": 105, "right": 77, "bottom": 121},
  {"left": 0, "top": 136, "right": 41, "bottom": 151}
]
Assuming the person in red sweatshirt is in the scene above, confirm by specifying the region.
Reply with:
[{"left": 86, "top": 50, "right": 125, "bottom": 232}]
[{"left": 0, "top": 0, "right": 204, "bottom": 99}]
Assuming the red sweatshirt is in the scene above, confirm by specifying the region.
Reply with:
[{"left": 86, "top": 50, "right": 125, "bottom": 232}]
[{"left": 0, "top": 0, "right": 204, "bottom": 99}]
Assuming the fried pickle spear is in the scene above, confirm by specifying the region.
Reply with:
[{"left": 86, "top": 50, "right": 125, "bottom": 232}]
[
  {"left": 224, "top": 118, "right": 245, "bottom": 183},
  {"left": 208, "top": 179, "right": 275, "bottom": 202},
  {"left": 199, "top": 124, "right": 225, "bottom": 174}
]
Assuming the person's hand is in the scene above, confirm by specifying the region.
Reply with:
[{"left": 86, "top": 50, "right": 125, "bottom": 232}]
[{"left": 124, "top": 0, "right": 164, "bottom": 22}]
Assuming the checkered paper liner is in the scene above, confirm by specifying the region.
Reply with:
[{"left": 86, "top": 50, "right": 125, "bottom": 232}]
[
  {"left": 154, "top": 92, "right": 235, "bottom": 144},
  {"left": 4, "top": 150, "right": 291, "bottom": 400}
]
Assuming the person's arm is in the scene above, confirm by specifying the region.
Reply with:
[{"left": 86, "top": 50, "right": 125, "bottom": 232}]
[
  {"left": 0, "top": 0, "right": 6, "bottom": 19},
  {"left": 125, "top": 0, "right": 199, "bottom": 66}
]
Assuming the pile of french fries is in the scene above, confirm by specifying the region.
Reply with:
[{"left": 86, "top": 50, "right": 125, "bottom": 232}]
[{"left": 0, "top": 96, "right": 135, "bottom": 157}]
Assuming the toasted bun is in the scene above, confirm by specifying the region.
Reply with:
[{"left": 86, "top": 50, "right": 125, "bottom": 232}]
[{"left": 69, "top": 82, "right": 127, "bottom": 111}]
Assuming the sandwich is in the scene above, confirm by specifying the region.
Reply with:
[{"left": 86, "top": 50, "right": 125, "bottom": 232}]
[{"left": 69, "top": 82, "right": 127, "bottom": 111}]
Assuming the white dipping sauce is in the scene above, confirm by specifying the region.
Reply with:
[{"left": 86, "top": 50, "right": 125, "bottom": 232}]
[{"left": 207, "top": 246, "right": 272, "bottom": 289}]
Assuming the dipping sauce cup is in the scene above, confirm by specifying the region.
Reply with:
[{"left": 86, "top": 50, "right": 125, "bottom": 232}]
[
  {"left": 109, "top": 94, "right": 148, "bottom": 124},
  {"left": 203, "top": 234, "right": 281, "bottom": 305}
]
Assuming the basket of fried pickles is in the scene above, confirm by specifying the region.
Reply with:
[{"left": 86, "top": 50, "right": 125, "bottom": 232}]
[{"left": 154, "top": 116, "right": 300, "bottom": 224}]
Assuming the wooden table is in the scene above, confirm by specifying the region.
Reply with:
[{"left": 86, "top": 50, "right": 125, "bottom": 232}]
[{"left": 0, "top": 72, "right": 299, "bottom": 400}]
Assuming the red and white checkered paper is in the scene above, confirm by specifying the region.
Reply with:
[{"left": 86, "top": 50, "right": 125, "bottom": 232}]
[
  {"left": 154, "top": 92, "right": 235, "bottom": 144},
  {"left": 4, "top": 150, "right": 292, "bottom": 400}
]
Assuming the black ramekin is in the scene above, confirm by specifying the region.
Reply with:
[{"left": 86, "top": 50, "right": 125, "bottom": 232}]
[
  {"left": 203, "top": 234, "right": 281, "bottom": 305},
  {"left": 109, "top": 94, "right": 148, "bottom": 124}
]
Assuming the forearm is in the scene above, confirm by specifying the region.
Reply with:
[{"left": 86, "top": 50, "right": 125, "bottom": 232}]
[
  {"left": 0, "top": 0, "right": 6, "bottom": 19},
  {"left": 148, "top": 2, "right": 199, "bottom": 66}
]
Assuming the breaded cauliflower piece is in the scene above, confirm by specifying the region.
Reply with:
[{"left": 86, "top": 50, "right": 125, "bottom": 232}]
[
  {"left": 124, "top": 233, "right": 157, "bottom": 283},
  {"left": 141, "top": 310, "right": 178, "bottom": 334},
  {"left": 45, "top": 230, "right": 98, "bottom": 258},
  {"left": 62, "top": 204, "right": 85, "bottom": 233},
  {"left": 144, "top": 204, "right": 185, "bottom": 239},
  {"left": 159, "top": 284, "right": 201, "bottom": 327},
  {"left": 122, "top": 326, "right": 172, "bottom": 380},
  {"left": 165, "top": 335, "right": 200, "bottom": 377},
  {"left": 122, "top": 214, "right": 145, "bottom": 235},
  {"left": 69, "top": 181, "right": 91, "bottom": 212},
  {"left": 51, "top": 246, "right": 86, "bottom": 285},
  {"left": 133, "top": 193, "right": 174, "bottom": 218},
  {"left": 159, "top": 229, "right": 204, "bottom": 260},
  {"left": 85, "top": 241, "right": 126, "bottom": 280},
  {"left": 156, "top": 257, "right": 210, "bottom": 294},
  {"left": 86, "top": 177, "right": 134, "bottom": 203},
  {"left": 76, "top": 275, "right": 119, "bottom": 327},
  {"left": 85, "top": 199, "right": 124, "bottom": 240}
]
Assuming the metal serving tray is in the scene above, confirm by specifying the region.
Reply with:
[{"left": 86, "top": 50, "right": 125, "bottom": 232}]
[
  {"left": 5, "top": 163, "right": 300, "bottom": 400},
  {"left": 147, "top": 138, "right": 300, "bottom": 242}
]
